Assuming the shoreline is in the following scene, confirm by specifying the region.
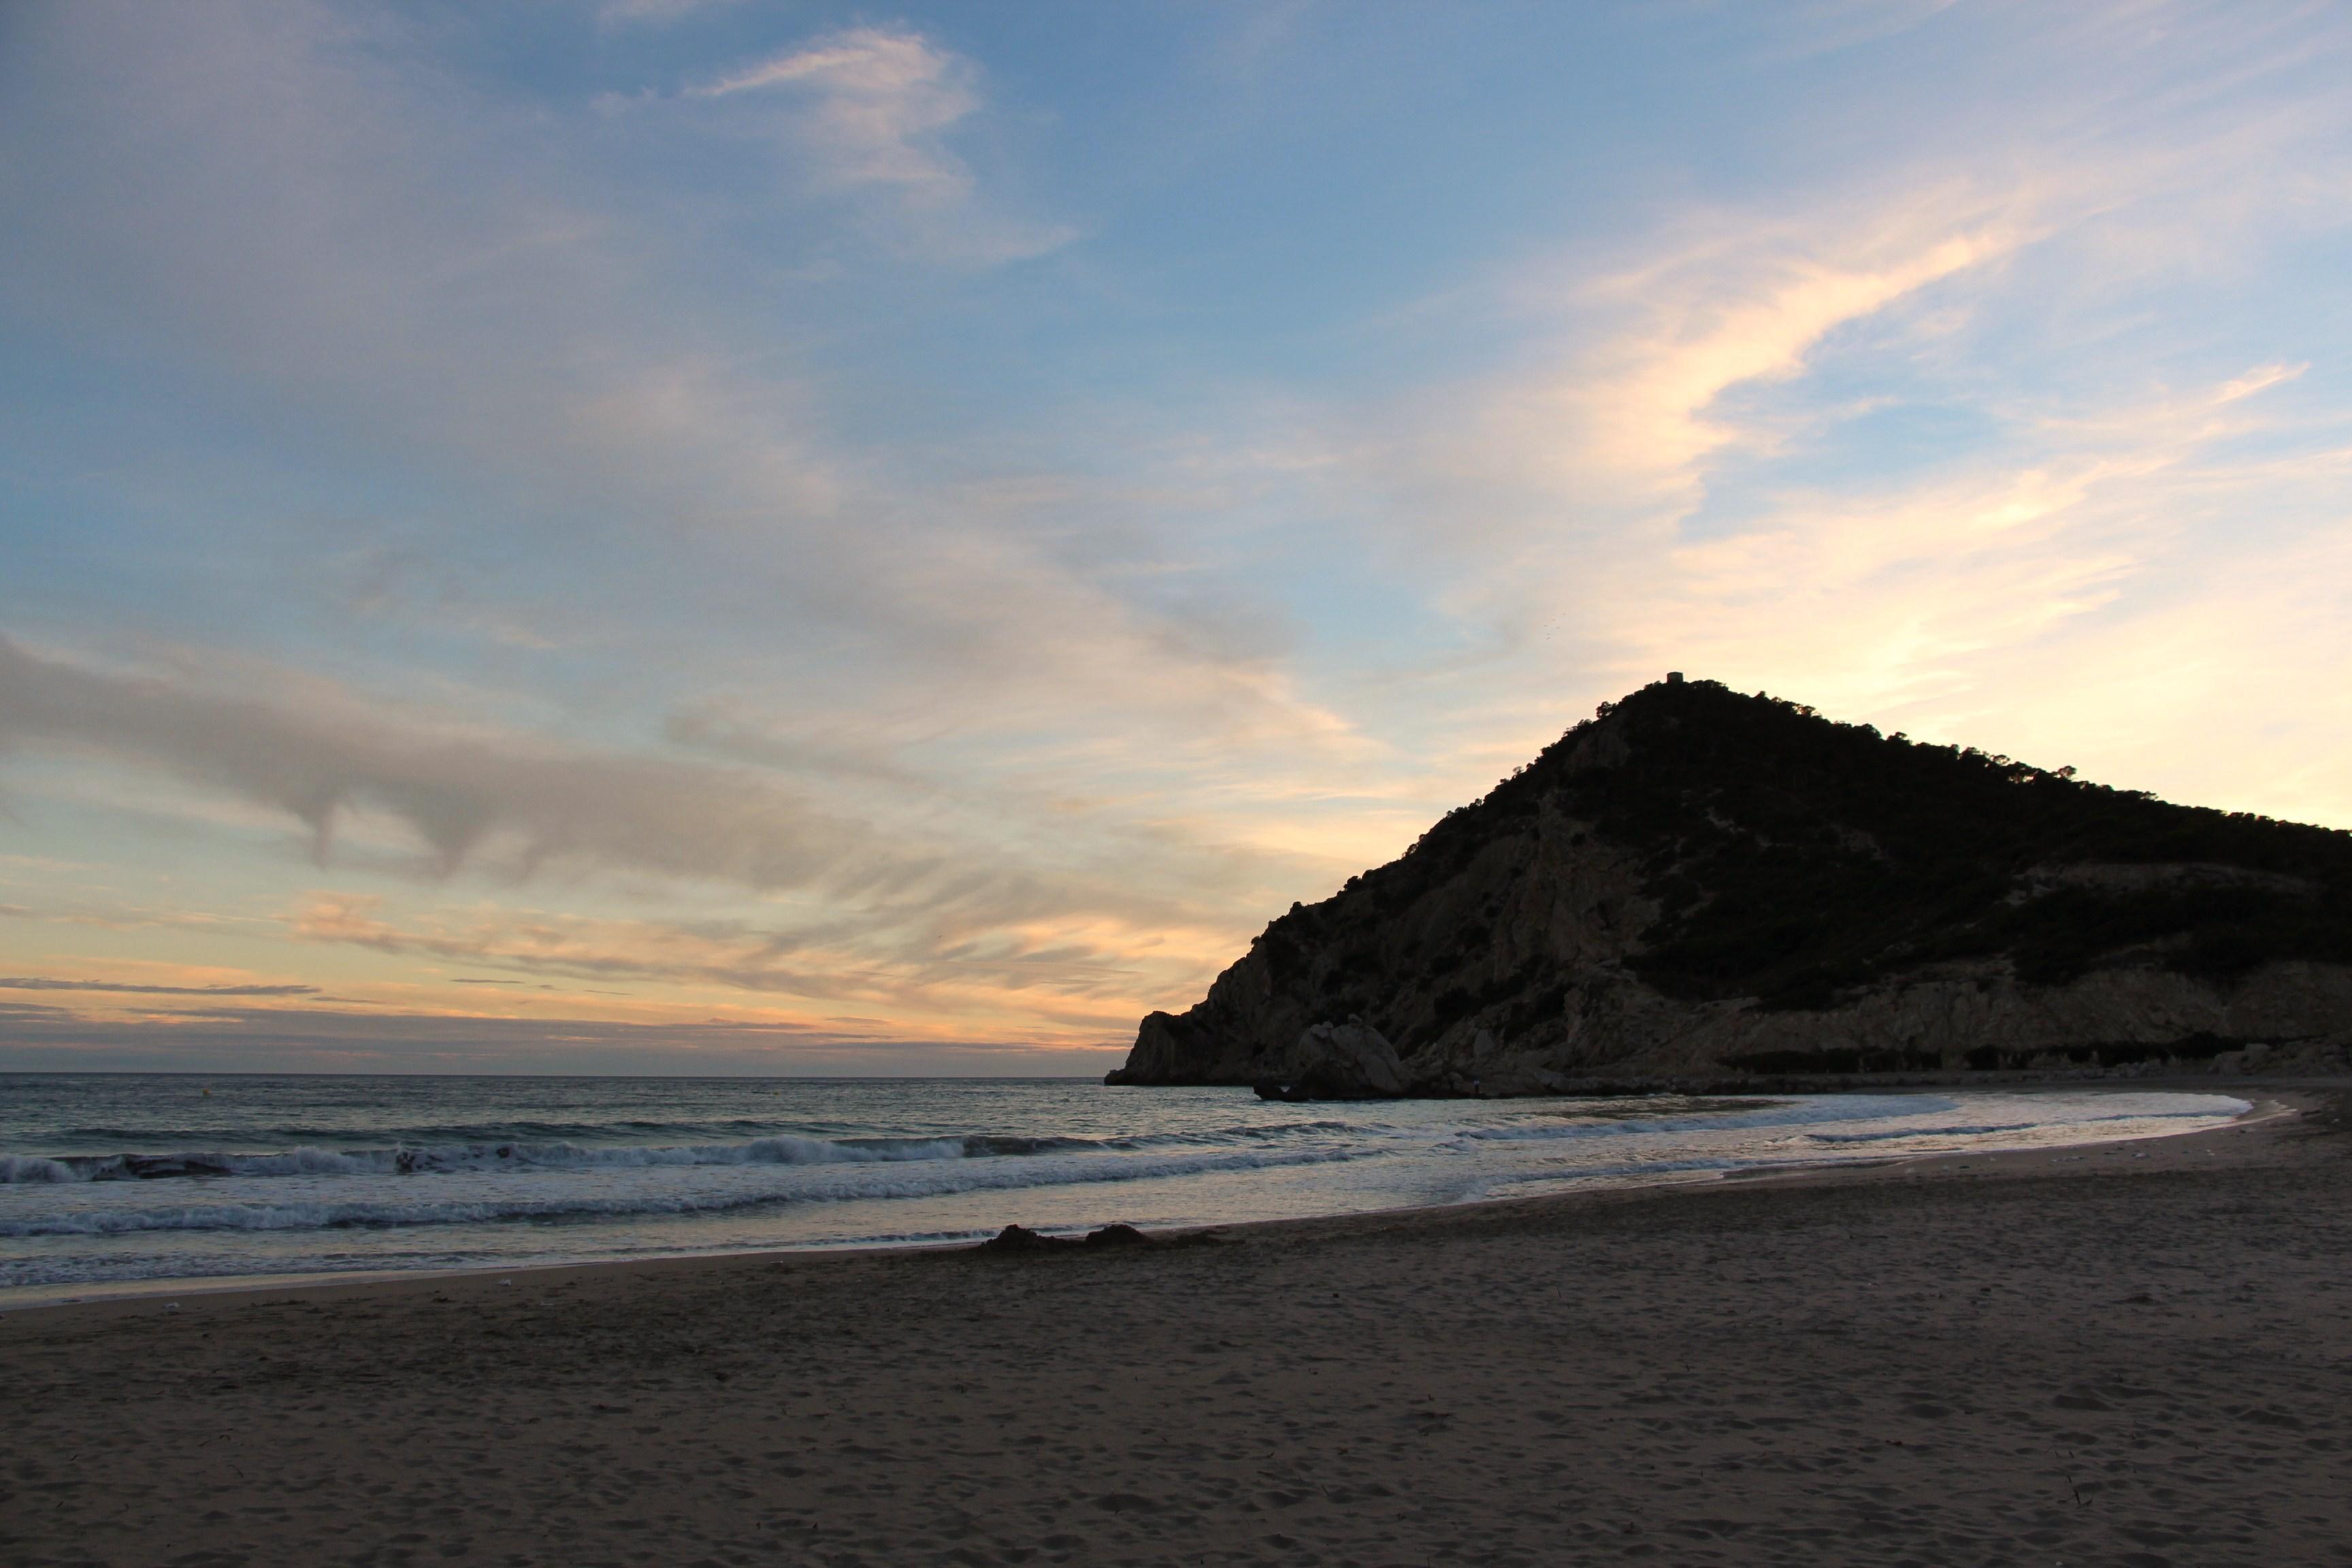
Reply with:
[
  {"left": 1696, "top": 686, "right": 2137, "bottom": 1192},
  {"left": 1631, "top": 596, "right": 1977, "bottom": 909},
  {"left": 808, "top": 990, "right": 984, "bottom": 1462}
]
[
  {"left": 1, "top": 1078, "right": 2300, "bottom": 1320},
  {"left": 5, "top": 1083, "right": 2345, "bottom": 1566}
]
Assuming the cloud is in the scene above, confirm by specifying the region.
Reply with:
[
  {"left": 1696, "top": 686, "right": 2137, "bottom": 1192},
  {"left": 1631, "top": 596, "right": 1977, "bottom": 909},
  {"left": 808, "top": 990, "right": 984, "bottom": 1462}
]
[
  {"left": 12, "top": 0, "right": 2351, "bottom": 1079},
  {"left": 0, "top": 630, "right": 1279, "bottom": 928},
  {"left": 1281, "top": 183, "right": 2053, "bottom": 768},
  {"left": 0, "top": 2, "right": 1393, "bottom": 801},
  {"left": 2219, "top": 362, "right": 2308, "bottom": 403},
  {"left": 286, "top": 892, "right": 1164, "bottom": 1036},
  {"left": 0, "top": 634, "right": 1319, "bottom": 1030},
  {"left": 1563, "top": 293, "right": 2352, "bottom": 760},
  {"left": 700, "top": 29, "right": 976, "bottom": 178},
  {"left": 0, "top": 633, "right": 864, "bottom": 888},
  {"left": 1259, "top": 24, "right": 2352, "bottom": 823},
  {"left": 695, "top": 25, "right": 1074, "bottom": 262},
  {"left": 0, "top": 998, "right": 1124, "bottom": 1075},
  {"left": 1752, "top": 0, "right": 1963, "bottom": 63},
  {"left": 0, "top": 1, "right": 1326, "bottom": 769},
  {"left": 597, "top": 0, "right": 745, "bottom": 27},
  {"left": 1419, "top": 188, "right": 2032, "bottom": 535},
  {"left": 1570, "top": 225, "right": 2012, "bottom": 504},
  {"left": 0, "top": 976, "right": 318, "bottom": 997}
]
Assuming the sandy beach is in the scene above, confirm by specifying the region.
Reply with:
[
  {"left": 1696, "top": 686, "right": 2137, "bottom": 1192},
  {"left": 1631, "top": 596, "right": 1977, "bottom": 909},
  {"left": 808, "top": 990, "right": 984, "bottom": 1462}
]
[{"left": 4, "top": 1084, "right": 2347, "bottom": 1568}]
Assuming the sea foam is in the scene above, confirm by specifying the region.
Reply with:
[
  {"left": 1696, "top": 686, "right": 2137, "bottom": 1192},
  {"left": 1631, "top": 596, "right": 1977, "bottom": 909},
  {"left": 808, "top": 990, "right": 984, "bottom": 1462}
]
[{"left": 0, "top": 1077, "right": 2252, "bottom": 1294}]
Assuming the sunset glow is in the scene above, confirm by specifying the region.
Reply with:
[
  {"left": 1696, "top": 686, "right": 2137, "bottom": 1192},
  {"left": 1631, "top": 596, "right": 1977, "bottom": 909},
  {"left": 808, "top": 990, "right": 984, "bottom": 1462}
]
[{"left": 5, "top": 1, "right": 2350, "bottom": 1071}]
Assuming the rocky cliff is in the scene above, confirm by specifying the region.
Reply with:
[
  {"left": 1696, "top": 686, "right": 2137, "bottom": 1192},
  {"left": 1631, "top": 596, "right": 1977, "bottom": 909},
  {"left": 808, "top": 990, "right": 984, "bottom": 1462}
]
[{"left": 1107, "top": 676, "right": 2352, "bottom": 1096}]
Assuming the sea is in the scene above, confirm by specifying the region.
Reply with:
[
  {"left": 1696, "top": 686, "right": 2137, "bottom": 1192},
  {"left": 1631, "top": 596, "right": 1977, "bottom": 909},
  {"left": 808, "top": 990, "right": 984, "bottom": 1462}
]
[{"left": 0, "top": 1075, "right": 2249, "bottom": 1303}]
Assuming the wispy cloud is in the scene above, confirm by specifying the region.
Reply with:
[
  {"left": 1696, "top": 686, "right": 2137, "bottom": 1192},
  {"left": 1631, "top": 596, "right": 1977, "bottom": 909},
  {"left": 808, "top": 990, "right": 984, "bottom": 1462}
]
[
  {"left": 0, "top": 999, "right": 1122, "bottom": 1075},
  {"left": 5, "top": 0, "right": 2352, "bottom": 1073},
  {"left": 0, "top": 633, "right": 1309, "bottom": 1034},
  {"left": 1563, "top": 220, "right": 2016, "bottom": 506},
  {"left": 287, "top": 892, "right": 1161, "bottom": 1038},
  {"left": 1350, "top": 124, "right": 2352, "bottom": 817},
  {"left": 0, "top": 976, "right": 318, "bottom": 997},
  {"left": 1396, "top": 185, "right": 2036, "bottom": 540},
  {"left": 695, "top": 25, "right": 1074, "bottom": 262},
  {"left": 597, "top": 0, "right": 745, "bottom": 28},
  {"left": 0, "top": 2, "right": 1322, "bottom": 772},
  {"left": 700, "top": 28, "right": 977, "bottom": 176},
  {"left": 0, "top": 633, "right": 864, "bottom": 887}
]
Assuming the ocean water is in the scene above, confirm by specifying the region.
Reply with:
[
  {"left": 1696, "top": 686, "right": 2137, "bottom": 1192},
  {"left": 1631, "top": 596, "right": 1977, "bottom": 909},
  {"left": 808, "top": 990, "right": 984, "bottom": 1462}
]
[{"left": 0, "top": 1075, "right": 2248, "bottom": 1300}]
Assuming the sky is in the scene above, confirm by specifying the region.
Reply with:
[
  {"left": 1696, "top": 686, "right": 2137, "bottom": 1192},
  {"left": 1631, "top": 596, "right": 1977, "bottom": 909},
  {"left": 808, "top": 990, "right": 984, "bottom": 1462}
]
[{"left": 3, "top": 0, "right": 2350, "bottom": 1075}]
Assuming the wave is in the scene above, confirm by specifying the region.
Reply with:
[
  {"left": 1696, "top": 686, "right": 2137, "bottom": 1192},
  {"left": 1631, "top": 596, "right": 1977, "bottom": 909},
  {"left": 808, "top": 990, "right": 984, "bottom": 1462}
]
[
  {"left": 0, "top": 1143, "right": 1362, "bottom": 1237},
  {"left": 1451, "top": 1094, "right": 1938, "bottom": 1145},
  {"left": 50, "top": 1117, "right": 865, "bottom": 1147},
  {"left": 0, "top": 1132, "right": 996, "bottom": 1185},
  {"left": 1805, "top": 1121, "right": 2038, "bottom": 1144},
  {"left": 0, "top": 1115, "right": 1379, "bottom": 1186},
  {"left": 1799, "top": 1098, "right": 2237, "bottom": 1146}
]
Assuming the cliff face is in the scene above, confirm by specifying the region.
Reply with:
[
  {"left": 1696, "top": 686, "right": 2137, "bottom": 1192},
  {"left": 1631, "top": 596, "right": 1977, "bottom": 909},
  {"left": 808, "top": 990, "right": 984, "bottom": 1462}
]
[{"left": 1107, "top": 678, "right": 2352, "bottom": 1096}]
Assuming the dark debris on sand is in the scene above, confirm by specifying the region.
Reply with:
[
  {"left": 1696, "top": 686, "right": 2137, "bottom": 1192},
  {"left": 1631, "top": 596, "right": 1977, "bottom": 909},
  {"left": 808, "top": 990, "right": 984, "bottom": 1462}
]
[{"left": 979, "top": 1222, "right": 1154, "bottom": 1254}]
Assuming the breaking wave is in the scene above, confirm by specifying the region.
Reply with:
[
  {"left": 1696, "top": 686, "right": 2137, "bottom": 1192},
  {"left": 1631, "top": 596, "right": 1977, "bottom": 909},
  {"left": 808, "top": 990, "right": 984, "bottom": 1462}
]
[
  {"left": 0, "top": 1115, "right": 1368, "bottom": 1187},
  {"left": 0, "top": 1076, "right": 2253, "bottom": 1292},
  {"left": 0, "top": 1132, "right": 1090, "bottom": 1185},
  {"left": 0, "top": 1142, "right": 1361, "bottom": 1237}
]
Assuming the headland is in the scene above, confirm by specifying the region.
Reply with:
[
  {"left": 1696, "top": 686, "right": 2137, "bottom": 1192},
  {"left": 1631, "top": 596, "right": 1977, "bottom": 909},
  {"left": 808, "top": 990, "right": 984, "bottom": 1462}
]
[{"left": 1110, "top": 677, "right": 2352, "bottom": 1099}]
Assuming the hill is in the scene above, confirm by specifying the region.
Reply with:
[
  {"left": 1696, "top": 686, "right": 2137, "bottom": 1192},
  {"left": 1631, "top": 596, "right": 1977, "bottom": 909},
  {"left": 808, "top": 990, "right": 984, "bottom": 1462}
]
[{"left": 1106, "top": 676, "right": 2352, "bottom": 1096}]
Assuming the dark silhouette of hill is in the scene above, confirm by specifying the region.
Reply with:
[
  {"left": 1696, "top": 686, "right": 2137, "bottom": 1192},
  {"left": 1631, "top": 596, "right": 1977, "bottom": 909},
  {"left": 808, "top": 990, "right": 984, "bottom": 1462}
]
[{"left": 1108, "top": 676, "right": 2352, "bottom": 1096}]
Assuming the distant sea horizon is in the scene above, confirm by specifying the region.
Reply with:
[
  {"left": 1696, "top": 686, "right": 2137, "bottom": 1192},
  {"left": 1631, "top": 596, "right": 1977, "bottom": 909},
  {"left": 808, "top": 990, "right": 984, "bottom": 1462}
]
[{"left": 0, "top": 1068, "right": 1124, "bottom": 1086}]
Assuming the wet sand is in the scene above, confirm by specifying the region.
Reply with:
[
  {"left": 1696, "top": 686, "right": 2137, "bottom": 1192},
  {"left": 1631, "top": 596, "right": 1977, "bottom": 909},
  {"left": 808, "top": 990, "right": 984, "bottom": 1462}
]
[{"left": 3, "top": 1085, "right": 2348, "bottom": 1568}]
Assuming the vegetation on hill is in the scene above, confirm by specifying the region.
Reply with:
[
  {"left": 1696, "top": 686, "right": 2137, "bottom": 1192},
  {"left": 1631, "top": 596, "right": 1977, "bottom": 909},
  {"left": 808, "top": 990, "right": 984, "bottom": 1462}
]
[
  {"left": 1115, "top": 676, "right": 2352, "bottom": 1091},
  {"left": 1384, "top": 678, "right": 2352, "bottom": 1013},
  {"left": 1110, "top": 681, "right": 2352, "bottom": 1100}
]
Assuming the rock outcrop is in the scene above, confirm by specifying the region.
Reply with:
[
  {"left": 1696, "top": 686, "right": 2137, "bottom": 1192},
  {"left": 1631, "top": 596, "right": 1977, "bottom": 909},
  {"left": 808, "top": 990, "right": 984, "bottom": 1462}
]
[
  {"left": 1105, "top": 677, "right": 2352, "bottom": 1096},
  {"left": 1251, "top": 1019, "right": 1409, "bottom": 1100}
]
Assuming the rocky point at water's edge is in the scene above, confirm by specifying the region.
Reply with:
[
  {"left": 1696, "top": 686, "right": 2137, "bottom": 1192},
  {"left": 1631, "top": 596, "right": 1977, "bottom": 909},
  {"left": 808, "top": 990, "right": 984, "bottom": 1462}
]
[{"left": 1107, "top": 676, "right": 2352, "bottom": 1100}]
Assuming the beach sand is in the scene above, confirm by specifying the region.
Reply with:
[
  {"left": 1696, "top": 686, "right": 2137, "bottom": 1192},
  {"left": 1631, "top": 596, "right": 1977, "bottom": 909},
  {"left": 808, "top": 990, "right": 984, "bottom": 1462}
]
[{"left": 4, "top": 1085, "right": 2347, "bottom": 1567}]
